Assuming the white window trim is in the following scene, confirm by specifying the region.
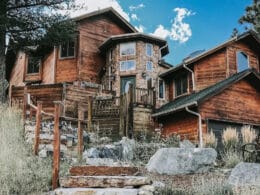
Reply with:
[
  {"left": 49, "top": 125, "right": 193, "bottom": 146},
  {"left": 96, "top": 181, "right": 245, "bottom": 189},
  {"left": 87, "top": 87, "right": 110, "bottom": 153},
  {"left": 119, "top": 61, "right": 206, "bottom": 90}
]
[
  {"left": 120, "top": 60, "right": 136, "bottom": 71},
  {"left": 120, "top": 42, "right": 136, "bottom": 57},
  {"left": 146, "top": 43, "right": 153, "bottom": 57},
  {"left": 59, "top": 41, "right": 76, "bottom": 59},
  {"left": 146, "top": 61, "right": 153, "bottom": 71},
  {"left": 236, "top": 51, "right": 250, "bottom": 72},
  {"left": 158, "top": 79, "right": 165, "bottom": 100}
]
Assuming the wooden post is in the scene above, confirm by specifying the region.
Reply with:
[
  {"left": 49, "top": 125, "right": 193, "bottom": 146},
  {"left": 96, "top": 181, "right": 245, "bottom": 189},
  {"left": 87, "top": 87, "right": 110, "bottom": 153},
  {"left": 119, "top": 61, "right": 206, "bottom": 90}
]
[
  {"left": 128, "top": 84, "right": 134, "bottom": 138},
  {"left": 23, "top": 86, "right": 28, "bottom": 121},
  {"left": 77, "top": 108, "right": 84, "bottom": 160},
  {"left": 34, "top": 101, "right": 42, "bottom": 155},
  {"left": 52, "top": 101, "right": 61, "bottom": 190},
  {"left": 119, "top": 94, "right": 124, "bottom": 137},
  {"left": 88, "top": 96, "right": 93, "bottom": 132}
]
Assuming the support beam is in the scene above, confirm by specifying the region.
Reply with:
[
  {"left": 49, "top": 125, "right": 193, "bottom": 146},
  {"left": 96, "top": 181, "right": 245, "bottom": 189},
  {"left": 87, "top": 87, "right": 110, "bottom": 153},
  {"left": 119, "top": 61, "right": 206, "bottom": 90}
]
[
  {"left": 34, "top": 101, "right": 42, "bottom": 155},
  {"left": 87, "top": 96, "right": 93, "bottom": 132},
  {"left": 77, "top": 108, "right": 84, "bottom": 160}
]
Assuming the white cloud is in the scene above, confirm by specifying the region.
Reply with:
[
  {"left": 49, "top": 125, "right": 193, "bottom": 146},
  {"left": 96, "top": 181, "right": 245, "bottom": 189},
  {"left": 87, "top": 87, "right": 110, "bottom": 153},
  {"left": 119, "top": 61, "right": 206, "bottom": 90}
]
[
  {"left": 131, "top": 14, "right": 139, "bottom": 21},
  {"left": 152, "top": 8, "right": 194, "bottom": 43},
  {"left": 70, "top": 0, "right": 130, "bottom": 21},
  {"left": 129, "top": 3, "right": 145, "bottom": 11},
  {"left": 135, "top": 25, "right": 145, "bottom": 33}
]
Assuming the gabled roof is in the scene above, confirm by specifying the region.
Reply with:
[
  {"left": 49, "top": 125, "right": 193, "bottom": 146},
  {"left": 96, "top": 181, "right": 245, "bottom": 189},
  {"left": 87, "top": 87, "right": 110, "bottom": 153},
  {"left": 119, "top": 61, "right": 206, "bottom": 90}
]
[
  {"left": 72, "top": 7, "right": 137, "bottom": 33},
  {"left": 160, "top": 30, "right": 260, "bottom": 78},
  {"left": 153, "top": 69, "right": 260, "bottom": 117},
  {"left": 99, "top": 32, "right": 169, "bottom": 57}
]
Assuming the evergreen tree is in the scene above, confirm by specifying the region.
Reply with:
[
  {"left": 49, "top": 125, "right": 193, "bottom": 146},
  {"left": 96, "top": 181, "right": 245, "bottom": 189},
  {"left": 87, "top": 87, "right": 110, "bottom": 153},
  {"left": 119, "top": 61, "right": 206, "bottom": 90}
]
[
  {"left": 239, "top": 0, "right": 260, "bottom": 33},
  {"left": 0, "top": 0, "right": 77, "bottom": 102}
]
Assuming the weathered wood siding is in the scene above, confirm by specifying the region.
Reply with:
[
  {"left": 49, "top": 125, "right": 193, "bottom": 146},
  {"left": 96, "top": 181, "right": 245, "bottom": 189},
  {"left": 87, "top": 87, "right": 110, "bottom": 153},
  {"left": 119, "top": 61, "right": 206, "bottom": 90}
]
[
  {"left": 77, "top": 15, "right": 130, "bottom": 83},
  {"left": 9, "top": 51, "right": 26, "bottom": 87},
  {"left": 200, "top": 80, "right": 260, "bottom": 132},
  {"left": 227, "top": 41, "right": 259, "bottom": 76},
  {"left": 194, "top": 49, "right": 227, "bottom": 91},
  {"left": 42, "top": 50, "right": 56, "bottom": 84},
  {"left": 158, "top": 110, "right": 198, "bottom": 140}
]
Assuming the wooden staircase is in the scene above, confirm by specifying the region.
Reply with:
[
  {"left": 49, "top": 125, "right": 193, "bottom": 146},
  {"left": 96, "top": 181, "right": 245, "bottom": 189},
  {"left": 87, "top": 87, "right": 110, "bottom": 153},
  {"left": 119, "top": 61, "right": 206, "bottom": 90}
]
[{"left": 54, "top": 165, "right": 152, "bottom": 195}]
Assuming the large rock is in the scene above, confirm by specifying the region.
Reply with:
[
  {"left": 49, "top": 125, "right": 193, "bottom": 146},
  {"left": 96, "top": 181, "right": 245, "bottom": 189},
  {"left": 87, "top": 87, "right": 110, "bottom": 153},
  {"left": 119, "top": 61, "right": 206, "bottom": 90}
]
[
  {"left": 228, "top": 162, "right": 260, "bottom": 188},
  {"left": 120, "top": 137, "right": 135, "bottom": 161},
  {"left": 54, "top": 188, "right": 139, "bottom": 195},
  {"left": 60, "top": 176, "right": 151, "bottom": 188},
  {"left": 146, "top": 147, "right": 217, "bottom": 175}
]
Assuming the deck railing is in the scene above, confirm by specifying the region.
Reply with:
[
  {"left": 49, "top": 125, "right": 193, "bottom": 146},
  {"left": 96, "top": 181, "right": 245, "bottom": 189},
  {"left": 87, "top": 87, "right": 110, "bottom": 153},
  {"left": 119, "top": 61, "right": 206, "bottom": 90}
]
[{"left": 134, "top": 87, "right": 155, "bottom": 107}]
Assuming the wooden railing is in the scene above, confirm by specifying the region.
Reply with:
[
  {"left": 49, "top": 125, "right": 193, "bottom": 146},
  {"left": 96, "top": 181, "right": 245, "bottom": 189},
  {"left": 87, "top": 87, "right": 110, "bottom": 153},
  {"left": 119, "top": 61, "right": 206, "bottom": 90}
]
[{"left": 134, "top": 87, "right": 155, "bottom": 107}]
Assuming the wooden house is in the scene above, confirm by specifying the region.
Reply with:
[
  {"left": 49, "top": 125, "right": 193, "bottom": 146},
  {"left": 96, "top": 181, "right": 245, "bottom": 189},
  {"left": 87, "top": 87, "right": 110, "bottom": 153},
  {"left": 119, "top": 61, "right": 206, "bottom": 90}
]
[{"left": 153, "top": 31, "right": 260, "bottom": 145}]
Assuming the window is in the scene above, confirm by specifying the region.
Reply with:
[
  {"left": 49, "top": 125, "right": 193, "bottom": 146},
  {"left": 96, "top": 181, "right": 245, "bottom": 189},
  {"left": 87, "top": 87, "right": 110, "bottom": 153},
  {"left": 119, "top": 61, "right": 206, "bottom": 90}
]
[
  {"left": 27, "top": 56, "right": 41, "bottom": 74},
  {"left": 146, "top": 43, "right": 153, "bottom": 57},
  {"left": 120, "top": 60, "right": 136, "bottom": 71},
  {"left": 146, "top": 61, "right": 153, "bottom": 71},
  {"left": 174, "top": 76, "right": 188, "bottom": 97},
  {"left": 158, "top": 79, "right": 165, "bottom": 99},
  {"left": 237, "top": 51, "right": 249, "bottom": 72},
  {"left": 108, "top": 66, "right": 113, "bottom": 90},
  {"left": 120, "top": 42, "right": 135, "bottom": 56},
  {"left": 60, "top": 41, "right": 75, "bottom": 58},
  {"left": 109, "top": 49, "right": 113, "bottom": 62}
]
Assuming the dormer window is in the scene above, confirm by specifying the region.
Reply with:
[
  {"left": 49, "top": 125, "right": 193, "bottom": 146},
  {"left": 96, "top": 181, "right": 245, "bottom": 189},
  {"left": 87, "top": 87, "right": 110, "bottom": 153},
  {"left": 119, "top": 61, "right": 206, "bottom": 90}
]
[
  {"left": 174, "top": 75, "right": 188, "bottom": 97},
  {"left": 120, "top": 42, "right": 135, "bottom": 56},
  {"left": 237, "top": 51, "right": 249, "bottom": 72},
  {"left": 27, "top": 56, "right": 41, "bottom": 74},
  {"left": 146, "top": 43, "right": 153, "bottom": 57},
  {"left": 60, "top": 41, "right": 75, "bottom": 58}
]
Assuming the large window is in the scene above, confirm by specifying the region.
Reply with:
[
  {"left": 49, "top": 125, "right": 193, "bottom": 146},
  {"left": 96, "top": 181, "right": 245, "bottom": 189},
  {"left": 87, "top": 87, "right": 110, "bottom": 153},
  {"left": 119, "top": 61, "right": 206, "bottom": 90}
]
[
  {"left": 146, "top": 43, "right": 153, "bottom": 57},
  {"left": 174, "top": 76, "right": 188, "bottom": 97},
  {"left": 27, "top": 56, "right": 41, "bottom": 74},
  {"left": 146, "top": 61, "right": 153, "bottom": 71},
  {"left": 120, "top": 60, "right": 136, "bottom": 71},
  {"left": 60, "top": 41, "right": 75, "bottom": 58},
  {"left": 120, "top": 42, "right": 135, "bottom": 56},
  {"left": 237, "top": 51, "right": 249, "bottom": 72},
  {"left": 158, "top": 79, "right": 165, "bottom": 99}
]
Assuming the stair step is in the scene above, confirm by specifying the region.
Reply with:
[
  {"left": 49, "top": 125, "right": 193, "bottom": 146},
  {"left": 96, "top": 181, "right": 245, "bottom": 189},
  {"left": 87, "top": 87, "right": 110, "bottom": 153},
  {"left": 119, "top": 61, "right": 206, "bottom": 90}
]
[
  {"left": 54, "top": 188, "right": 139, "bottom": 195},
  {"left": 60, "top": 176, "right": 151, "bottom": 188},
  {"left": 69, "top": 165, "right": 139, "bottom": 176}
]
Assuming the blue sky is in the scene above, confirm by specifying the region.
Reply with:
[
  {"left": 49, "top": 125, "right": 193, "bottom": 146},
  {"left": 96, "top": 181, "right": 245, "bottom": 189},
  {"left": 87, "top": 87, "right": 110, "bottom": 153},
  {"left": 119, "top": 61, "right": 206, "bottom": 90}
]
[{"left": 73, "top": 0, "right": 252, "bottom": 66}]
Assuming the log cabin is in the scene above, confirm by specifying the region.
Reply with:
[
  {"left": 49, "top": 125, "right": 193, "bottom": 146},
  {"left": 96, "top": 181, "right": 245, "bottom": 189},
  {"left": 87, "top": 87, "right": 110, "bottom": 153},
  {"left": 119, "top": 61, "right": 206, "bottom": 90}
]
[
  {"left": 8, "top": 7, "right": 170, "bottom": 136},
  {"left": 153, "top": 30, "right": 260, "bottom": 145}
]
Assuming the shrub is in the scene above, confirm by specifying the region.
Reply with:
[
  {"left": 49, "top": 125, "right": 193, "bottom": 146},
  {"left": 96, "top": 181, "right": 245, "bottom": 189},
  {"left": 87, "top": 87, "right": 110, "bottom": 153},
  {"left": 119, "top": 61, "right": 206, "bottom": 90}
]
[
  {"left": 203, "top": 131, "right": 217, "bottom": 148},
  {"left": 222, "top": 127, "right": 239, "bottom": 151},
  {"left": 0, "top": 105, "right": 51, "bottom": 194},
  {"left": 222, "top": 149, "right": 243, "bottom": 168},
  {"left": 241, "top": 125, "right": 257, "bottom": 144}
]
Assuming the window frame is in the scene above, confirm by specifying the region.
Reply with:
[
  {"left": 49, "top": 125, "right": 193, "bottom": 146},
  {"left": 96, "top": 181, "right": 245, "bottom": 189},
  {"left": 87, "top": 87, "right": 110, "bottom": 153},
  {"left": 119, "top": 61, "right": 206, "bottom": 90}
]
[
  {"left": 120, "top": 42, "right": 136, "bottom": 56},
  {"left": 59, "top": 40, "right": 76, "bottom": 59},
  {"left": 146, "top": 61, "right": 153, "bottom": 71},
  {"left": 158, "top": 79, "right": 165, "bottom": 100},
  {"left": 120, "top": 60, "right": 136, "bottom": 71},
  {"left": 146, "top": 43, "right": 153, "bottom": 57},
  {"left": 236, "top": 51, "right": 249, "bottom": 72},
  {"left": 26, "top": 56, "right": 41, "bottom": 74},
  {"left": 174, "top": 75, "right": 188, "bottom": 98}
]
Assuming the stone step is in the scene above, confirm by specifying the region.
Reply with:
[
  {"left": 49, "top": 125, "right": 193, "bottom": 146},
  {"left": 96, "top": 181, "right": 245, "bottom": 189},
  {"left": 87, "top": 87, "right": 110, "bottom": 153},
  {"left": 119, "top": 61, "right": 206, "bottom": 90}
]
[
  {"left": 60, "top": 176, "right": 151, "bottom": 188},
  {"left": 69, "top": 165, "right": 139, "bottom": 176},
  {"left": 54, "top": 188, "right": 139, "bottom": 195}
]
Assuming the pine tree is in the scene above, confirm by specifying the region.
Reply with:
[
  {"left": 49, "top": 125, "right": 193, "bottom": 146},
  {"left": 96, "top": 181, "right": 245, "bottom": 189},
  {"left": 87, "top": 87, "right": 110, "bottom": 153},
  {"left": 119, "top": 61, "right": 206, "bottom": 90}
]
[
  {"left": 0, "top": 0, "right": 77, "bottom": 102},
  {"left": 239, "top": 0, "right": 260, "bottom": 33}
]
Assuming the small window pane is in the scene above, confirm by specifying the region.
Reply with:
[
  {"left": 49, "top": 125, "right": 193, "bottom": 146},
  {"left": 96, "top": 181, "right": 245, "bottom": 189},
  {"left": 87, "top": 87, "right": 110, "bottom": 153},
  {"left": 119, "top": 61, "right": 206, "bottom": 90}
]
[
  {"left": 120, "top": 60, "right": 136, "bottom": 71},
  {"left": 120, "top": 42, "right": 135, "bottom": 56},
  {"left": 159, "top": 79, "right": 165, "bottom": 99},
  {"left": 237, "top": 52, "right": 249, "bottom": 72},
  {"left": 146, "top": 43, "right": 153, "bottom": 56},
  {"left": 60, "top": 41, "right": 75, "bottom": 58},
  {"left": 146, "top": 61, "right": 153, "bottom": 71},
  {"left": 175, "top": 76, "right": 188, "bottom": 97},
  {"left": 27, "top": 56, "right": 40, "bottom": 73}
]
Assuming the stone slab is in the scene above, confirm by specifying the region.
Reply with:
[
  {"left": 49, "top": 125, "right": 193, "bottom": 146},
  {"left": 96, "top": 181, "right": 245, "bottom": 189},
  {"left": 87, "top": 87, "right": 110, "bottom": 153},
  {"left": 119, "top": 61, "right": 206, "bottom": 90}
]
[
  {"left": 60, "top": 176, "right": 151, "bottom": 188},
  {"left": 69, "top": 166, "right": 139, "bottom": 176},
  {"left": 54, "top": 188, "right": 139, "bottom": 195}
]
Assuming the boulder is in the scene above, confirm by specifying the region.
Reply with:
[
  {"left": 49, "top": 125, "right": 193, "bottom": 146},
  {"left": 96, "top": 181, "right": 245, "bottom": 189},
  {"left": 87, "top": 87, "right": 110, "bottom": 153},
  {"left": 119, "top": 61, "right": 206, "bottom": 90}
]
[
  {"left": 146, "top": 147, "right": 217, "bottom": 175},
  {"left": 84, "top": 148, "right": 100, "bottom": 158},
  {"left": 179, "top": 140, "right": 195, "bottom": 148},
  {"left": 228, "top": 162, "right": 260, "bottom": 188}
]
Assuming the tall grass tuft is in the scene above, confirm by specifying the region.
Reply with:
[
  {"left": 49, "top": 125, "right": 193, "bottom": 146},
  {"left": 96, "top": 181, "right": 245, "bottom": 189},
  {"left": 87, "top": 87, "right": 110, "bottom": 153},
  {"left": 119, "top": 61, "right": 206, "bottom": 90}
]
[
  {"left": 241, "top": 125, "right": 257, "bottom": 144},
  {"left": 0, "top": 105, "right": 51, "bottom": 194},
  {"left": 222, "top": 127, "right": 239, "bottom": 151},
  {"left": 203, "top": 131, "right": 217, "bottom": 148}
]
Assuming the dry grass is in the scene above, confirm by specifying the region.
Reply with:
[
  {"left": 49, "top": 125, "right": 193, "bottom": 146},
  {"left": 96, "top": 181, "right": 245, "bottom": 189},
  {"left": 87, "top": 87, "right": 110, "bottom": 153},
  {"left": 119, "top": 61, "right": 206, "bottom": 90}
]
[
  {"left": 0, "top": 105, "right": 51, "bottom": 194},
  {"left": 241, "top": 125, "right": 257, "bottom": 144},
  {"left": 203, "top": 131, "right": 217, "bottom": 148},
  {"left": 222, "top": 127, "right": 239, "bottom": 151}
]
